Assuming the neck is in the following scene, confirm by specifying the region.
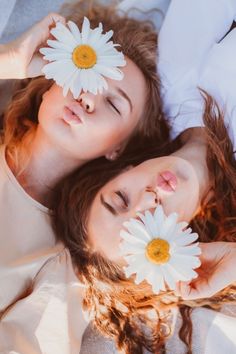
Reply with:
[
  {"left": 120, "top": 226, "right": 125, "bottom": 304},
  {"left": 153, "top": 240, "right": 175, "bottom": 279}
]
[
  {"left": 172, "top": 128, "right": 211, "bottom": 201},
  {"left": 9, "top": 126, "right": 86, "bottom": 207}
]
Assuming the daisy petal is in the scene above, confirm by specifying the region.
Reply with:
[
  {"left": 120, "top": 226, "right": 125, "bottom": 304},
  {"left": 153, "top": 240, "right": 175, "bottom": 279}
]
[
  {"left": 62, "top": 67, "right": 78, "bottom": 97},
  {"left": 167, "top": 261, "right": 198, "bottom": 281},
  {"left": 85, "top": 69, "right": 99, "bottom": 95},
  {"left": 154, "top": 205, "right": 165, "bottom": 234},
  {"left": 123, "top": 220, "right": 151, "bottom": 242},
  {"left": 71, "top": 69, "right": 82, "bottom": 98},
  {"left": 142, "top": 211, "right": 158, "bottom": 237},
  {"left": 42, "top": 60, "right": 75, "bottom": 76},
  {"left": 42, "top": 52, "right": 71, "bottom": 61},
  {"left": 93, "top": 30, "right": 113, "bottom": 49},
  {"left": 125, "top": 262, "right": 141, "bottom": 279},
  {"left": 40, "top": 47, "right": 68, "bottom": 56},
  {"left": 119, "top": 241, "right": 145, "bottom": 256},
  {"left": 54, "top": 63, "right": 77, "bottom": 87},
  {"left": 50, "top": 25, "right": 77, "bottom": 47},
  {"left": 174, "top": 233, "right": 199, "bottom": 246},
  {"left": 97, "top": 55, "right": 126, "bottom": 67},
  {"left": 161, "top": 265, "right": 177, "bottom": 290},
  {"left": 88, "top": 23, "right": 103, "bottom": 47},
  {"left": 47, "top": 39, "right": 74, "bottom": 52},
  {"left": 94, "top": 64, "right": 124, "bottom": 80},
  {"left": 67, "top": 21, "right": 82, "bottom": 44},
  {"left": 160, "top": 212, "right": 178, "bottom": 240},
  {"left": 170, "top": 254, "right": 201, "bottom": 269},
  {"left": 94, "top": 72, "right": 108, "bottom": 93},
  {"left": 120, "top": 230, "right": 146, "bottom": 245},
  {"left": 81, "top": 17, "right": 90, "bottom": 43},
  {"left": 173, "top": 244, "right": 201, "bottom": 256}
]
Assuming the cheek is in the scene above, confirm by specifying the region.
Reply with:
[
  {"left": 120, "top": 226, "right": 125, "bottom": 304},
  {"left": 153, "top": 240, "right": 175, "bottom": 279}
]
[
  {"left": 89, "top": 221, "right": 122, "bottom": 262},
  {"left": 40, "top": 85, "right": 65, "bottom": 115},
  {"left": 39, "top": 96, "right": 57, "bottom": 120},
  {"left": 167, "top": 191, "right": 200, "bottom": 222},
  {"left": 87, "top": 120, "right": 125, "bottom": 150}
]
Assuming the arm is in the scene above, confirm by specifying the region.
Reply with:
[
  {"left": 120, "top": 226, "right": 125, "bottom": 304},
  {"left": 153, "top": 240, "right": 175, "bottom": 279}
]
[
  {"left": 176, "top": 242, "right": 236, "bottom": 300},
  {"left": 159, "top": 0, "right": 236, "bottom": 87},
  {"left": 0, "top": 12, "right": 65, "bottom": 79}
]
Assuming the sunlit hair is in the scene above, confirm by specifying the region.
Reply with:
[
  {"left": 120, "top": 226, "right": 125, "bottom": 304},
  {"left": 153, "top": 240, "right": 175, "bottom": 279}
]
[
  {"left": 52, "top": 92, "right": 236, "bottom": 353},
  {"left": 2, "top": 0, "right": 168, "bottom": 173}
]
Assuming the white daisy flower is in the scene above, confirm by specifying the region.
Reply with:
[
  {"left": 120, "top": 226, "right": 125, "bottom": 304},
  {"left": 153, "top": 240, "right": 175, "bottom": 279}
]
[
  {"left": 119, "top": 205, "right": 201, "bottom": 294},
  {"left": 40, "top": 17, "right": 126, "bottom": 98}
]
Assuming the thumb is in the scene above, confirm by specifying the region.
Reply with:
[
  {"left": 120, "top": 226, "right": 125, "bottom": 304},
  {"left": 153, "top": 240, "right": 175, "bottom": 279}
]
[
  {"left": 177, "top": 279, "right": 213, "bottom": 300},
  {"left": 25, "top": 13, "right": 66, "bottom": 50},
  {"left": 26, "top": 54, "right": 46, "bottom": 78}
]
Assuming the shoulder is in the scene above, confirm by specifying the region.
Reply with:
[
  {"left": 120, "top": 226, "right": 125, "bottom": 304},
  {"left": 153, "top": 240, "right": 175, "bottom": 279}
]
[{"left": 34, "top": 246, "right": 83, "bottom": 289}]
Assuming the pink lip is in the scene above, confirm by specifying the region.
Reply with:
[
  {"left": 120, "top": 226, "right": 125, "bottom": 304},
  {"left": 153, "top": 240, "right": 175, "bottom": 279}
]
[
  {"left": 157, "top": 170, "right": 177, "bottom": 192},
  {"left": 62, "top": 102, "right": 84, "bottom": 125}
]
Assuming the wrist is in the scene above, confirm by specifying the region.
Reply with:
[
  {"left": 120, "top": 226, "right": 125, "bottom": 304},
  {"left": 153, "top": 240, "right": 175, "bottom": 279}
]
[{"left": 0, "top": 42, "right": 22, "bottom": 79}]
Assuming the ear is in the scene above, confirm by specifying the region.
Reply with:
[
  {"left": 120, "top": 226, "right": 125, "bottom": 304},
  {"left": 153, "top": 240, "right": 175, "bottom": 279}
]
[{"left": 105, "top": 143, "right": 126, "bottom": 161}]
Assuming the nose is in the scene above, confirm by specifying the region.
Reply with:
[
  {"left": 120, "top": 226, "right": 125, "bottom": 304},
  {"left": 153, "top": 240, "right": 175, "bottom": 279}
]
[
  {"left": 78, "top": 93, "right": 95, "bottom": 113},
  {"left": 134, "top": 188, "right": 159, "bottom": 213}
]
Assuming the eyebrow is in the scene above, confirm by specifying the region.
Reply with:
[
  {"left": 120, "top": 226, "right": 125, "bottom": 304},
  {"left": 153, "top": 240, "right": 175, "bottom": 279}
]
[
  {"left": 100, "top": 194, "right": 117, "bottom": 216},
  {"left": 116, "top": 87, "right": 133, "bottom": 113}
]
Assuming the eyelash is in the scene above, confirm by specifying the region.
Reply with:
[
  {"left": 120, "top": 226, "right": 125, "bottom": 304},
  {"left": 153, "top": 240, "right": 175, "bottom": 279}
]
[
  {"left": 107, "top": 98, "right": 121, "bottom": 115},
  {"left": 115, "top": 190, "right": 129, "bottom": 209}
]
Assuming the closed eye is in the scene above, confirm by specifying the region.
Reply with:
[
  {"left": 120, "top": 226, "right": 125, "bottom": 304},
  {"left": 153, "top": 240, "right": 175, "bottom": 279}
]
[
  {"left": 115, "top": 190, "right": 129, "bottom": 209},
  {"left": 107, "top": 98, "right": 121, "bottom": 115}
]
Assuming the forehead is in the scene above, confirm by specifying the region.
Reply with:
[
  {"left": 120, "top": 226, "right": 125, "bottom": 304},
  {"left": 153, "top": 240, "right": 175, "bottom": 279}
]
[
  {"left": 88, "top": 189, "right": 124, "bottom": 262},
  {"left": 108, "top": 57, "right": 147, "bottom": 109}
]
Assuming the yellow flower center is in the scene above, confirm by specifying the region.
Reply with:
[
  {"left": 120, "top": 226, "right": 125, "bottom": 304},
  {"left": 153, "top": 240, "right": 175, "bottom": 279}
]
[
  {"left": 72, "top": 45, "right": 97, "bottom": 69},
  {"left": 146, "top": 238, "right": 170, "bottom": 265}
]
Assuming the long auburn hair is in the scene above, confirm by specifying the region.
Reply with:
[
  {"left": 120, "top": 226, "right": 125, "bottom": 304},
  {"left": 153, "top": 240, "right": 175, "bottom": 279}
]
[
  {"left": 2, "top": 0, "right": 168, "bottom": 172},
  {"left": 52, "top": 92, "right": 236, "bottom": 354}
]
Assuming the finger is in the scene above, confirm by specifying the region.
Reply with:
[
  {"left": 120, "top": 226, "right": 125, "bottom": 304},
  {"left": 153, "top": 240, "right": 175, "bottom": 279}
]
[
  {"left": 178, "top": 275, "right": 230, "bottom": 300},
  {"left": 178, "top": 281, "right": 196, "bottom": 300},
  {"left": 30, "top": 13, "right": 66, "bottom": 45},
  {"left": 174, "top": 282, "right": 181, "bottom": 297},
  {"left": 26, "top": 54, "right": 46, "bottom": 78},
  {"left": 39, "top": 12, "right": 66, "bottom": 28}
]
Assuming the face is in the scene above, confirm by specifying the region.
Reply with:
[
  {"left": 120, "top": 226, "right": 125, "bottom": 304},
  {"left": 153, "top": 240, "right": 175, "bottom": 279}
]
[
  {"left": 88, "top": 156, "right": 202, "bottom": 263},
  {"left": 38, "top": 57, "right": 146, "bottom": 161}
]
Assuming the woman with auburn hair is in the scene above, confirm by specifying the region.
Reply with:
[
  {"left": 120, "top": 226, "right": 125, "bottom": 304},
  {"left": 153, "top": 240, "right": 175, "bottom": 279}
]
[
  {"left": 0, "top": 1, "right": 169, "bottom": 352},
  {"left": 51, "top": 0, "right": 236, "bottom": 353},
  {"left": 53, "top": 95, "right": 236, "bottom": 354}
]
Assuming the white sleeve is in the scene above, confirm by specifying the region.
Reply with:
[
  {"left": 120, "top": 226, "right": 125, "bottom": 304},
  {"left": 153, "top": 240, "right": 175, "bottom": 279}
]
[
  {"left": 198, "top": 28, "right": 236, "bottom": 153},
  {"left": 0, "top": 250, "right": 88, "bottom": 354},
  {"left": 117, "top": 0, "right": 171, "bottom": 31},
  {"left": 205, "top": 311, "right": 236, "bottom": 354},
  {"left": 159, "top": 0, "right": 236, "bottom": 88}
]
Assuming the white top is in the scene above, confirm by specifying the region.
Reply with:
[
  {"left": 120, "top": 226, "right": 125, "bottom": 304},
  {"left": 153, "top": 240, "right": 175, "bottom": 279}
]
[
  {"left": 115, "top": 1, "right": 236, "bottom": 353},
  {"left": 158, "top": 0, "right": 236, "bottom": 154},
  {"left": 0, "top": 145, "right": 88, "bottom": 353},
  {"left": 0, "top": 145, "right": 55, "bottom": 310},
  {"left": 157, "top": 0, "right": 236, "bottom": 352}
]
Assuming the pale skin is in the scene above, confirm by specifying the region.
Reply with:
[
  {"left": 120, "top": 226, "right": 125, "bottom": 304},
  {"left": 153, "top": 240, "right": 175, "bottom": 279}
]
[
  {"left": 88, "top": 128, "right": 236, "bottom": 299},
  {"left": 0, "top": 13, "right": 147, "bottom": 205}
]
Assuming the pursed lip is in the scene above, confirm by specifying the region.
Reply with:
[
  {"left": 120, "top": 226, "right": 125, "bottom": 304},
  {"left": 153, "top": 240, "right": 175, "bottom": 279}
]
[
  {"left": 156, "top": 170, "right": 178, "bottom": 193},
  {"left": 62, "top": 101, "right": 84, "bottom": 125}
]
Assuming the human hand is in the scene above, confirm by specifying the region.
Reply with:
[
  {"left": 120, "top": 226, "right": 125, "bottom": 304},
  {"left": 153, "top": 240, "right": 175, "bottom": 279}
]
[
  {"left": 176, "top": 242, "right": 236, "bottom": 300},
  {"left": 3, "top": 12, "right": 65, "bottom": 79}
]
